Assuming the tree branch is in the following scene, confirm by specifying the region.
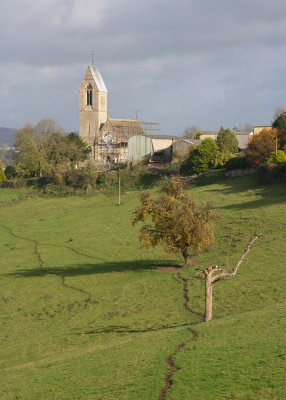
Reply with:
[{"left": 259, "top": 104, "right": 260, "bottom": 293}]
[{"left": 211, "top": 234, "right": 261, "bottom": 283}]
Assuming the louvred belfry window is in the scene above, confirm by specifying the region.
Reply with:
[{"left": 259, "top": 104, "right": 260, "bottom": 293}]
[{"left": 87, "top": 84, "right": 93, "bottom": 106}]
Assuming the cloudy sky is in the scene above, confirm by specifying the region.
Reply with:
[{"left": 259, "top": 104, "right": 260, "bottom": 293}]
[{"left": 1, "top": 0, "right": 286, "bottom": 135}]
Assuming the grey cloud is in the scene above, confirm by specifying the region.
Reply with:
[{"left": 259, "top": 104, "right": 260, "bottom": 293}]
[{"left": 1, "top": 0, "right": 286, "bottom": 135}]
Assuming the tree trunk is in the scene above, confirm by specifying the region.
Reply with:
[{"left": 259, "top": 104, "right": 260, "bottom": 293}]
[
  {"left": 205, "top": 268, "right": 213, "bottom": 322},
  {"left": 182, "top": 249, "right": 192, "bottom": 266}
]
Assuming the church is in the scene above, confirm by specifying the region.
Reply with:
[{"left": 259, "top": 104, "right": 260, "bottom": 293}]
[{"left": 79, "top": 63, "right": 145, "bottom": 164}]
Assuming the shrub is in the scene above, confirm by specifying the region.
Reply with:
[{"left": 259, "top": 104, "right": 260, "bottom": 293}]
[
  {"left": 0, "top": 160, "right": 6, "bottom": 181},
  {"left": 4, "top": 165, "right": 17, "bottom": 180},
  {"left": 258, "top": 162, "right": 286, "bottom": 183},
  {"left": 268, "top": 150, "right": 286, "bottom": 164},
  {"left": 182, "top": 138, "right": 219, "bottom": 174},
  {"left": 225, "top": 155, "right": 250, "bottom": 170}
]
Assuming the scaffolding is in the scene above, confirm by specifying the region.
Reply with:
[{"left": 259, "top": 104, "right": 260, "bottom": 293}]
[
  {"left": 93, "top": 118, "right": 160, "bottom": 165},
  {"left": 138, "top": 120, "right": 160, "bottom": 135}
]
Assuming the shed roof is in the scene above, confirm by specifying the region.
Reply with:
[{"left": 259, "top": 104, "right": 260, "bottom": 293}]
[
  {"left": 139, "top": 133, "right": 200, "bottom": 145},
  {"left": 202, "top": 130, "right": 252, "bottom": 136}
]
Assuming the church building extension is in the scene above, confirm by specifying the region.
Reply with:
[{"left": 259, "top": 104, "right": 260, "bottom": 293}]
[{"left": 79, "top": 64, "right": 144, "bottom": 164}]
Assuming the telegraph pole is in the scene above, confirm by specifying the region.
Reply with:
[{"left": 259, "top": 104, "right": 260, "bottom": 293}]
[
  {"left": 276, "top": 135, "right": 278, "bottom": 156},
  {"left": 118, "top": 168, "right": 121, "bottom": 206}
]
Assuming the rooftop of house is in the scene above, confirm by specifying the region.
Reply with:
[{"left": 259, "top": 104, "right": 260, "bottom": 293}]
[{"left": 201, "top": 130, "right": 252, "bottom": 136}]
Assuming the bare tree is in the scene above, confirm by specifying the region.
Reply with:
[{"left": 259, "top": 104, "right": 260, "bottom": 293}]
[
  {"left": 183, "top": 126, "right": 200, "bottom": 139},
  {"left": 233, "top": 123, "right": 253, "bottom": 132},
  {"left": 202, "top": 234, "right": 261, "bottom": 322},
  {"left": 273, "top": 105, "right": 286, "bottom": 121}
]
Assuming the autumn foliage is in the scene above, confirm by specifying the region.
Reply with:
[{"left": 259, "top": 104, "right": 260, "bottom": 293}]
[
  {"left": 132, "top": 176, "right": 216, "bottom": 265},
  {"left": 247, "top": 128, "right": 278, "bottom": 166}
]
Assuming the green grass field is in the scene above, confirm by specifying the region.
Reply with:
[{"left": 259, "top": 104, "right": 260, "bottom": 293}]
[{"left": 0, "top": 175, "right": 285, "bottom": 399}]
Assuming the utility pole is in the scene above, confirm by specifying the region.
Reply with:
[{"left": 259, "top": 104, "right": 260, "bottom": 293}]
[
  {"left": 118, "top": 168, "right": 121, "bottom": 206},
  {"left": 276, "top": 135, "right": 278, "bottom": 156}
]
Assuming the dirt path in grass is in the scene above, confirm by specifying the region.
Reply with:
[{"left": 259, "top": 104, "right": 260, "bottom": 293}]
[
  {"left": 0, "top": 224, "right": 93, "bottom": 310},
  {"left": 157, "top": 270, "right": 203, "bottom": 400}
]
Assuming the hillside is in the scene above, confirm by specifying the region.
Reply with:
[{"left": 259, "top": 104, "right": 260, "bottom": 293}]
[
  {"left": 0, "top": 127, "right": 16, "bottom": 146},
  {"left": 0, "top": 175, "right": 285, "bottom": 399}
]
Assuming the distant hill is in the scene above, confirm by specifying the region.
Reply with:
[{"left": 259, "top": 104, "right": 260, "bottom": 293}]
[{"left": 0, "top": 127, "right": 17, "bottom": 146}]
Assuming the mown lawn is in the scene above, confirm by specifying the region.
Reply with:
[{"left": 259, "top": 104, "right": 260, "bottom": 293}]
[{"left": 0, "top": 175, "right": 285, "bottom": 399}]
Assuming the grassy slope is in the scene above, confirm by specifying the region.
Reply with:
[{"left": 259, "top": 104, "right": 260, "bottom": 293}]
[{"left": 0, "top": 175, "right": 285, "bottom": 399}]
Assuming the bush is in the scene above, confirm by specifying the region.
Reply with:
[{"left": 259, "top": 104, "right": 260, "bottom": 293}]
[
  {"left": 0, "top": 179, "right": 28, "bottom": 188},
  {"left": 225, "top": 155, "right": 250, "bottom": 170},
  {"left": 4, "top": 165, "right": 17, "bottom": 180},
  {"left": 181, "top": 138, "right": 219, "bottom": 174},
  {"left": 63, "top": 169, "right": 98, "bottom": 189},
  {"left": 258, "top": 162, "right": 286, "bottom": 183},
  {"left": 268, "top": 150, "right": 286, "bottom": 164},
  {"left": 0, "top": 160, "right": 6, "bottom": 181}
]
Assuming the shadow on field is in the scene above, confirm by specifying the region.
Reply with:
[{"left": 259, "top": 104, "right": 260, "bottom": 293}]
[
  {"left": 200, "top": 175, "right": 286, "bottom": 210},
  {"left": 4, "top": 259, "right": 178, "bottom": 277},
  {"left": 79, "top": 322, "right": 192, "bottom": 335}
]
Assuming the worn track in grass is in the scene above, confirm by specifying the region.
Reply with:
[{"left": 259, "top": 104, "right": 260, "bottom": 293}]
[
  {"left": 157, "top": 270, "right": 203, "bottom": 400},
  {"left": 0, "top": 224, "right": 94, "bottom": 310}
]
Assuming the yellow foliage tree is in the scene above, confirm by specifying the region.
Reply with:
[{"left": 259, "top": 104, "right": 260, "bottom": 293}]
[
  {"left": 132, "top": 176, "right": 216, "bottom": 265},
  {"left": 0, "top": 160, "right": 6, "bottom": 181}
]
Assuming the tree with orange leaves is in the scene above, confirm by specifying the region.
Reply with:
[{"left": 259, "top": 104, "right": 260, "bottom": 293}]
[{"left": 247, "top": 128, "right": 278, "bottom": 167}]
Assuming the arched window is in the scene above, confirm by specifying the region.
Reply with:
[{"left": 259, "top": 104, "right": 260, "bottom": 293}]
[{"left": 87, "top": 84, "right": 93, "bottom": 106}]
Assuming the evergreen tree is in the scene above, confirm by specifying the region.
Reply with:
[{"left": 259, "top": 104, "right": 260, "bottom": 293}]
[
  {"left": 184, "top": 138, "right": 219, "bottom": 174},
  {"left": 272, "top": 113, "right": 286, "bottom": 133},
  {"left": 216, "top": 126, "right": 238, "bottom": 154}
]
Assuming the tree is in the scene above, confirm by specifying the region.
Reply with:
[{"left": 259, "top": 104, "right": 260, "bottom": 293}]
[
  {"left": 68, "top": 132, "right": 91, "bottom": 165},
  {"left": 272, "top": 112, "right": 286, "bottom": 147},
  {"left": 45, "top": 132, "right": 71, "bottom": 169},
  {"left": 14, "top": 120, "right": 91, "bottom": 177},
  {"left": 202, "top": 234, "right": 261, "bottom": 322},
  {"left": 183, "top": 126, "right": 200, "bottom": 139},
  {"left": 216, "top": 126, "right": 238, "bottom": 154},
  {"left": 14, "top": 124, "right": 48, "bottom": 177},
  {"left": 132, "top": 176, "right": 216, "bottom": 265},
  {"left": 233, "top": 123, "right": 253, "bottom": 132},
  {"left": 273, "top": 105, "right": 286, "bottom": 121},
  {"left": 184, "top": 138, "right": 219, "bottom": 174},
  {"left": 272, "top": 113, "right": 286, "bottom": 132},
  {"left": 0, "top": 160, "right": 6, "bottom": 181},
  {"left": 35, "top": 118, "right": 64, "bottom": 138},
  {"left": 4, "top": 165, "right": 17, "bottom": 180},
  {"left": 194, "top": 130, "right": 203, "bottom": 139},
  {"left": 247, "top": 129, "right": 277, "bottom": 167}
]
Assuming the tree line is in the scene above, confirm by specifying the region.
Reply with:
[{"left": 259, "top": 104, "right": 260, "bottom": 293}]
[
  {"left": 180, "top": 113, "right": 286, "bottom": 176},
  {"left": 0, "top": 118, "right": 90, "bottom": 181}
]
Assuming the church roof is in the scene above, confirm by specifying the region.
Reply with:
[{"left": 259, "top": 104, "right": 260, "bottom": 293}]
[
  {"left": 89, "top": 65, "right": 107, "bottom": 93},
  {"left": 100, "top": 118, "right": 145, "bottom": 139}
]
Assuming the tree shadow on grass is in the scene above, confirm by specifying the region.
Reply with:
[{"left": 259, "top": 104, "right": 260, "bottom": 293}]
[
  {"left": 78, "top": 322, "right": 193, "bottom": 336},
  {"left": 200, "top": 175, "right": 286, "bottom": 210},
  {"left": 3, "top": 259, "right": 180, "bottom": 278}
]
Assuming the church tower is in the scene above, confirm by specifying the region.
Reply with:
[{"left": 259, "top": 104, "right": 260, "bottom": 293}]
[{"left": 79, "top": 64, "right": 107, "bottom": 159}]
